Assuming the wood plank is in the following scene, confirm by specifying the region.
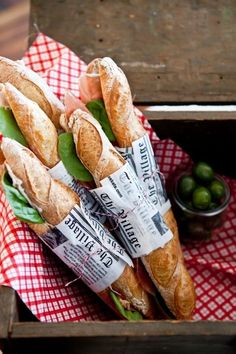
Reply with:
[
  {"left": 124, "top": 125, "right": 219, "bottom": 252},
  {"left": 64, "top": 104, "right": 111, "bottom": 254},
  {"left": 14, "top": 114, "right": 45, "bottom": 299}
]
[
  {"left": 9, "top": 336, "right": 236, "bottom": 354},
  {"left": 0, "top": 286, "right": 18, "bottom": 339},
  {"left": 141, "top": 106, "right": 236, "bottom": 120},
  {"left": 11, "top": 320, "right": 236, "bottom": 338},
  {"left": 30, "top": 0, "right": 236, "bottom": 102},
  {"left": 0, "top": 0, "right": 29, "bottom": 60}
]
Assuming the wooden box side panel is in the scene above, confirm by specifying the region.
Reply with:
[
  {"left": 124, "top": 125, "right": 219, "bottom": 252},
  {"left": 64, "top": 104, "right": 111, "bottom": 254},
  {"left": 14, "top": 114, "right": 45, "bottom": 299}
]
[{"left": 30, "top": 0, "right": 236, "bottom": 102}]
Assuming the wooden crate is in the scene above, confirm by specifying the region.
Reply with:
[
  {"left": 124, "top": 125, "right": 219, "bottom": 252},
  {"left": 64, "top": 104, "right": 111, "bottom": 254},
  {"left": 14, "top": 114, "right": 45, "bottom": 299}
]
[{"left": 0, "top": 1, "right": 236, "bottom": 353}]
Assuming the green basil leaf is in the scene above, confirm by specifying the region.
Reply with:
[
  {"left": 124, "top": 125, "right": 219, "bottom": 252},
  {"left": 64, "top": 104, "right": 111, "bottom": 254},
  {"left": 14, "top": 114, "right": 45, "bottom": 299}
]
[
  {"left": 58, "top": 132, "right": 93, "bottom": 182},
  {"left": 86, "top": 99, "right": 116, "bottom": 142},
  {"left": 2, "top": 172, "right": 44, "bottom": 224},
  {"left": 0, "top": 107, "right": 27, "bottom": 146},
  {"left": 110, "top": 291, "right": 143, "bottom": 321}
]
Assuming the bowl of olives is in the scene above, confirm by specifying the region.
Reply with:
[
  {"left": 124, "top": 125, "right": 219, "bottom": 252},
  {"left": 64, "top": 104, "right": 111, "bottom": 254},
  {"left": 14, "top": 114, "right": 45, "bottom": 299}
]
[{"left": 172, "top": 162, "right": 231, "bottom": 242}]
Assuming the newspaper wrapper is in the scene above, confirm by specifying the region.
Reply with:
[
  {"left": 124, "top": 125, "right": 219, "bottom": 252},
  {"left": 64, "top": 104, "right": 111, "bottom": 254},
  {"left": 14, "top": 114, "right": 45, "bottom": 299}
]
[
  {"left": 116, "top": 133, "right": 171, "bottom": 215},
  {"left": 49, "top": 161, "right": 106, "bottom": 224},
  {"left": 40, "top": 202, "right": 132, "bottom": 293},
  {"left": 92, "top": 162, "right": 173, "bottom": 258}
]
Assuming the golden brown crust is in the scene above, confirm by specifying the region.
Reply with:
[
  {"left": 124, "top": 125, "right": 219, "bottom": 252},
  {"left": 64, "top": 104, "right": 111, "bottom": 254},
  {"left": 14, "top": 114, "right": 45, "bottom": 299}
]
[
  {"left": 0, "top": 56, "right": 64, "bottom": 128},
  {"left": 84, "top": 58, "right": 196, "bottom": 318},
  {"left": 28, "top": 222, "right": 51, "bottom": 236},
  {"left": 174, "top": 263, "right": 196, "bottom": 319},
  {"left": 142, "top": 209, "right": 195, "bottom": 319},
  {"left": 87, "top": 58, "right": 101, "bottom": 75},
  {"left": 98, "top": 57, "right": 146, "bottom": 147},
  {"left": 67, "top": 110, "right": 158, "bottom": 319},
  {"left": 1, "top": 136, "right": 157, "bottom": 319},
  {"left": 99, "top": 265, "right": 158, "bottom": 320},
  {"left": 1, "top": 138, "right": 79, "bottom": 225},
  {"left": 111, "top": 265, "right": 157, "bottom": 319},
  {"left": 68, "top": 109, "right": 124, "bottom": 184},
  {"left": 4, "top": 83, "right": 59, "bottom": 168}
]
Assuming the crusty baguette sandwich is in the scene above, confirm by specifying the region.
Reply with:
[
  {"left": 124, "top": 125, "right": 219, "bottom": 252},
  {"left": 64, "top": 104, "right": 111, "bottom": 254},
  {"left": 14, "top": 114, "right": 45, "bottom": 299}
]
[
  {"left": 0, "top": 56, "right": 64, "bottom": 128},
  {"left": 76, "top": 57, "right": 196, "bottom": 319},
  {"left": 103, "top": 59, "right": 196, "bottom": 318},
  {"left": 1, "top": 82, "right": 59, "bottom": 168},
  {"left": 65, "top": 107, "right": 195, "bottom": 320},
  {"left": 1, "top": 137, "right": 158, "bottom": 320},
  {"left": 0, "top": 83, "right": 93, "bottom": 186}
]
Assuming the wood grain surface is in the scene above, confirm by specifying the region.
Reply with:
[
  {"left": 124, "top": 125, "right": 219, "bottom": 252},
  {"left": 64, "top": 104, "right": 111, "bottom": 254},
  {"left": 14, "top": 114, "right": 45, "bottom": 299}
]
[
  {"left": 9, "top": 322, "right": 236, "bottom": 354},
  {"left": 30, "top": 0, "right": 236, "bottom": 103},
  {"left": 8, "top": 337, "right": 236, "bottom": 354},
  {"left": 0, "top": 286, "right": 18, "bottom": 339},
  {"left": 0, "top": 0, "right": 29, "bottom": 60},
  {"left": 11, "top": 320, "right": 236, "bottom": 338}
]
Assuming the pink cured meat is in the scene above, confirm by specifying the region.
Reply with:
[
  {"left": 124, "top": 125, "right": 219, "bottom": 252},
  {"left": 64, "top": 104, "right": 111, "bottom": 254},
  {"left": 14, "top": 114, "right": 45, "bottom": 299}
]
[
  {"left": 79, "top": 73, "right": 102, "bottom": 104},
  {"left": 64, "top": 91, "right": 89, "bottom": 118}
]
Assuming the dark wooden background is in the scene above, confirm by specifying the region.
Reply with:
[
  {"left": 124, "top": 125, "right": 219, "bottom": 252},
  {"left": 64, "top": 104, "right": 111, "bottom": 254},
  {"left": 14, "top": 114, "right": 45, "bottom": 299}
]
[{"left": 30, "top": 0, "right": 236, "bottom": 103}]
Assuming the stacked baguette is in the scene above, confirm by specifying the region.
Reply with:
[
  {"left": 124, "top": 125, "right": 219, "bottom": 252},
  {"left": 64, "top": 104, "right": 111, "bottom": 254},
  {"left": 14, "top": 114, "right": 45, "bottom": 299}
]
[
  {"left": 98, "top": 58, "right": 196, "bottom": 319},
  {"left": 0, "top": 57, "right": 157, "bottom": 320},
  {"left": 67, "top": 57, "right": 196, "bottom": 319},
  {"left": 0, "top": 55, "right": 196, "bottom": 320},
  {"left": 65, "top": 107, "right": 195, "bottom": 319}
]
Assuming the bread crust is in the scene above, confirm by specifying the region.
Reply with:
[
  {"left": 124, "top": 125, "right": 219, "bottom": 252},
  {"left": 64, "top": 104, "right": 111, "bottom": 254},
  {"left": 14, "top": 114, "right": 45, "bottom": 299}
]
[
  {"left": 67, "top": 111, "right": 158, "bottom": 319},
  {"left": 1, "top": 138, "right": 78, "bottom": 225},
  {"left": 100, "top": 58, "right": 195, "bottom": 319},
  {"left": 1, "top": 137, "right": 157, "bottom": 319},
  {"left": 0, "top": 56, "right": 64, "bottom": 128},
  {"left": 98, "top": 57, "right": 146, "bottom": 147},
  {"left": 76, "top": 58, "right": 196, "bottom": 319},
  {"left": 4, "top": 83, "right": 59, "bottom": 168},
  {"left": 68, "top": 109, "right": 125, "bottom": 184}
]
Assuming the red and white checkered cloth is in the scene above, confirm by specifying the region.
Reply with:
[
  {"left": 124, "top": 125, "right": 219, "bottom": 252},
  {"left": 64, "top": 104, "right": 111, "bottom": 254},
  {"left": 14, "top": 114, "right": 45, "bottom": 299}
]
[{"left": 0, "top": 34, "right": 235, "bottom": 321}]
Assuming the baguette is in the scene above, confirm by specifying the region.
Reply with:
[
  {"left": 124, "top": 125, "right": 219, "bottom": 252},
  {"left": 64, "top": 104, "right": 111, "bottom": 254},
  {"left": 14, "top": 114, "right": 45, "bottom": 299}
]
[
  {"left": 67, "top": 109, "right": 124, "bottom": 183},
  {"left": 83, "top": 57, "right": 144, "bottom": 146},
  {"left": 68, "top": 107, "right": 195, "bottom": 319},
  {"left": 1, "top": 137, "right": 157, "bottom": 319},
  {"left": 96, "top": 57, "right": 195, "bottom": 318},
  {"left": 0, "top": 56, "right": 64, "bottom": 128},
  {"left": 3, "top": 83, "right": 59, "bottom": 168}
]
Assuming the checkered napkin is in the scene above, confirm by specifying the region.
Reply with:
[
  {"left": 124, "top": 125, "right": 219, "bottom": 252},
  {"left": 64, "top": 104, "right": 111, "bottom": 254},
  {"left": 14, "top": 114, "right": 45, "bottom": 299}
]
[{"left": 0, "top": 34, "right": 235, "bottom": 321}]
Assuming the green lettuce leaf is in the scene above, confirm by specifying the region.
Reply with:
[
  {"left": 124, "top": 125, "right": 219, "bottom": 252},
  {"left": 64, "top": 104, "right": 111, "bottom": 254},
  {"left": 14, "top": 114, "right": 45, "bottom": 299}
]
[
  {"left": 58, "top": 132, "right": 93, "bottom": 182},
  {"left": 0, "top": 107, "right": 27, "bottom": 146},
  {"left": 86, "top": 99, "right": 116, "bottom": 142},
  {"left": 2, "top": 172, "right": 44, "bottom": 224},
  {"left": 110, "top": 291, "right": 143, "bottom": 321}
]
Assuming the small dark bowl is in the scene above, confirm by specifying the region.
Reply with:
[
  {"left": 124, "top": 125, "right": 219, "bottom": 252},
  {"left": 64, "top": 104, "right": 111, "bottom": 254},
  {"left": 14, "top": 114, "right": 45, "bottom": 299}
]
[{"left": 172, "top": 174, "right": 231, "bottom": 243}]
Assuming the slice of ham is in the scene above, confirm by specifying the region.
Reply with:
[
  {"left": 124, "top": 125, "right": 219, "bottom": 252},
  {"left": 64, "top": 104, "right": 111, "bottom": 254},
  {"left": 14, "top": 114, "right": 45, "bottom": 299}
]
[
  {"left": 64, "top": 91, "right": 89, "bottom": 118},
  {"left": 79, "top": 58, "right": 103, "bottom": 104},
  {"left": 79, "top": 74, "right": 103, "bottom": 104},
  {"left": 60, "top": 91, "right": 89, "bottom": 131}
]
